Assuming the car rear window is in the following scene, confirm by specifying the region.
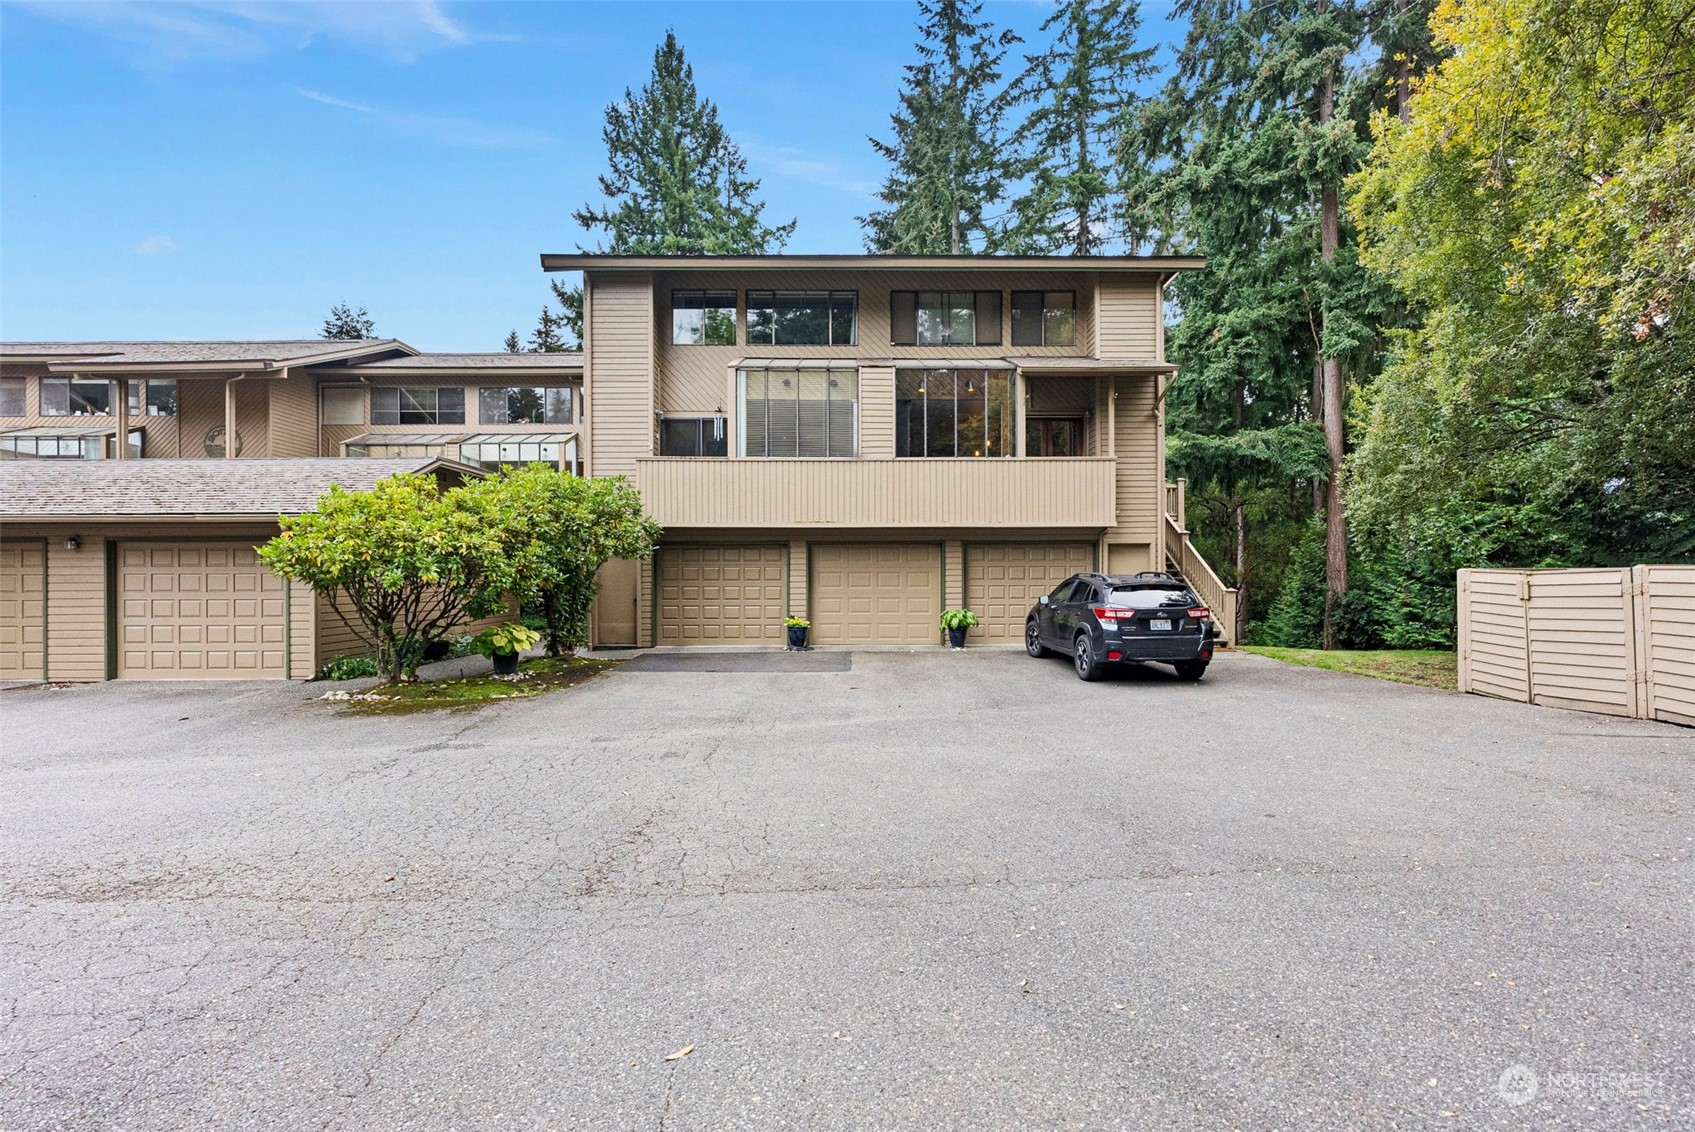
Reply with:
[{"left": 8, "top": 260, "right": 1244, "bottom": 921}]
[{"left": 1106, "top": 584, "right": 1189, "bottom": 606}]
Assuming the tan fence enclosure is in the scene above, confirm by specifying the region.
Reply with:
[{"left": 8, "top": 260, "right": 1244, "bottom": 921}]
[{"left": 1457, "top": 566, "right": 1695, "bottom": 726}]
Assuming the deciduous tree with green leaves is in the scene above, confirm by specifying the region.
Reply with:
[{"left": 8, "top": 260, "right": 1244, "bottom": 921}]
[
  {"left": 258, "top": 474, "right": 513, "bottom": 681},
  {"left": 861, "top": 0, "right": 1020, "bottom": 253},
  {"left": 491, "top": 465, "right": 661, "bottom": 656},
  {"left": 1349, "top": 0, "right": 1695, "bottom": 567}
]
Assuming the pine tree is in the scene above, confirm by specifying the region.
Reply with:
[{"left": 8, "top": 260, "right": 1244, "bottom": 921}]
[
  {"left": 503, "top": 330, "right": 522, "bottom": 354},
  {"left": 320, "top": 301, "right": 375, "bottom": 340},
  {"left": 528, "top": 308, "right": 568, "bottom": 354},
  {"left": 1005, "top": 0, "right": 1157, "bottom": 255},
  {"left": 861, "top": 0, "right": 1020, "bottom": 253},
  {"left": 574, "top": 30, "right": 795, "bottom": 254},
  {"left": 1141, "top": 0, "right": 1385, "bottom": 645}
]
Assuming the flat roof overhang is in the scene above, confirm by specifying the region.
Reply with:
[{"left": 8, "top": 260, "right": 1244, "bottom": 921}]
[{"left": 540, "top": 253, "right": 1206, "bottom": 273}]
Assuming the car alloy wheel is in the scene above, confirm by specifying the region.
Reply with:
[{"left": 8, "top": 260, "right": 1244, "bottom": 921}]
[
  {"left": 1074, "top": 634, "right": 1102, "bottom": 681},
  {"left": 1025, "top": 620, "right": 1049, "bottom": 658}
]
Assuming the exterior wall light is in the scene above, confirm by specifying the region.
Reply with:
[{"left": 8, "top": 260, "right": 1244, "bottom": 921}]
[{"left": 64, "top": 535, "right": 81, "bottom": 551}]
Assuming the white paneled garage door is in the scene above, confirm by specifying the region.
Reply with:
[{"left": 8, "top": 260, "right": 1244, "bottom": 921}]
[
  {"left": 966, "top": 543, "right": 1095, "bottom": 642},
  {"left": 1, "top": 541, "right": 47, "bottom": 680},
  {"left": 118, "top": 543, "right": 287, "bottom": 678},
  {"left": 811, "top": 544, "right": 941, "bottom": 645},
  {"left": 657, "top": 545, "right": 787, "bottom": 645}
]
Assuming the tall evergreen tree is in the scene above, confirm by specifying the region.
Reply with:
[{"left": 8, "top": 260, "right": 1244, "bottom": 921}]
[
  {"left": 1005, "top": 0, "right": 1158, "bottom": 255},
  {"left": 1141, "top": 0, "right": 1385, "bottom": 645},
  {"left": 503, "top": 329, "right": 522, "bottom": 354},
  {"left": 527, "top": 307, "right": 569, "bottom": 354},
  {"left": 320, "top": 301, "right": 375, "bottom": 340},
  {"left": 574, "top": 30, "right": 795, "bottom": 255},
  {"left": 861, "top": 0, "right": 1019, "bottom": 253}
]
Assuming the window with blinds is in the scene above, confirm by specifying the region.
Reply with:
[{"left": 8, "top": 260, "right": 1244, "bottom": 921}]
[{"left": 739, "top": 368, "right": 858, "bottom": 458}]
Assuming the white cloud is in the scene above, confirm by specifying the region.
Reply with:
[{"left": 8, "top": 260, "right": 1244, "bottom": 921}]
[
  {"left": 741, "top": 139, "right": 880, "bottom": 198},
  {"left": 131, "top": 235, "right": 182, "bottom": 255},
  {"left": 298, "top": 89, "right": 551, "bottom": 150},
  {"left": 18, "top": 1, "right": 481, "bottom": 63}
]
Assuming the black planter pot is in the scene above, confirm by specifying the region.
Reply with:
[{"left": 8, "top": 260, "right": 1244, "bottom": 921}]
[
  {"left": 787, "top": 626, "right": 809, "bottom": 649},
  {"left": 947, "top": 626, "right": 968, "bottom": 648},
  {"left": 492, "top": 650, "right": 520, "bottom": 676}
]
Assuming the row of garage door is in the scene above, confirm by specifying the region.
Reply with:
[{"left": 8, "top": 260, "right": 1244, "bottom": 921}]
[
  {"left": 1, "top": 541, "right": 288, "bottom": 680},
  {"left": 655, "top": 542, "right": 1095, "bottom": 646}
]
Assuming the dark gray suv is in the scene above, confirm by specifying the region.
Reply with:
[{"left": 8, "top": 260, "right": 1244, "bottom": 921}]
[{"left": 1025, "top": 572, "right": 1215, "bottom": 681}]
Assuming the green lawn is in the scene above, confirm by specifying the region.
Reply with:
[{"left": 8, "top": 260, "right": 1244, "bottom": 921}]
[
  {"left": 1238, "top": 647, "right": 1458, "bottom": 691},
  {"left": 323, "top": 656, "right": 619, "bottom": 714}
]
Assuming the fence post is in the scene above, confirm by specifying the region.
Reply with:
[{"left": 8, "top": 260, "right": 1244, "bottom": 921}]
[
  {"left": 1631, "top": 564, "right": 1649, "bottom": 721},
  {"left": 1457, "top": 569, "right": 1471, "bottom": 693}
]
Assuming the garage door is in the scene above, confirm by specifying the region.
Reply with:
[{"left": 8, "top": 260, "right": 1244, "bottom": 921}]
[
  {"left": 657, "top": 545, "right": 787, "bottom": 645},
  {"left": 966, "top": 543, "right": 1095, "bottom": 642},
  {"left": 1, "top": 541, "right": 46, "bottom": 680},
  {"left": 811, "top": 544, "right": 941, "bottom": 645},
  {"left": 118, "top": 543, "right": 287, "bottom": 678}
]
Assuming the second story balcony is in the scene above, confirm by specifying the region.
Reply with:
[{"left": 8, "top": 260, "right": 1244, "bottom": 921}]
[{"left": 632, "top": 456, "right": 1119, "bottom": 530}]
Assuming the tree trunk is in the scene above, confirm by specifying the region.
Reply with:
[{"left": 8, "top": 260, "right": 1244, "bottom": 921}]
[
  {"left": 1317, "top": 10, "right": 1348, "bottom": 649},
  {"left": 1397, "top": 0, "right": 1412, "bottom": 124},
  {"left": 1312, "top": 360, "right": 1326, "bottom": 515},
  {"left": 1233, "top": 497, "right": 1248, "bottom": 644}
]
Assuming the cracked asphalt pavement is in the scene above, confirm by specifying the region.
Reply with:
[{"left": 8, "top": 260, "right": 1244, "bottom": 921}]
[{"left": 1, "top": 649, "right": 1691, "bottom": 1129}]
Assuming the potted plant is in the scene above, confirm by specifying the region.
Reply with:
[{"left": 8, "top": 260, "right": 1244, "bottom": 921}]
[
  {"left": 785, "top": 616, "right": 810, "bottom": 650},
  {"left": 940, "top": 609, "right": 980, "bottom": 649},
  {"left": 472, "top": 622, "right": 542, "bottom": 676}
]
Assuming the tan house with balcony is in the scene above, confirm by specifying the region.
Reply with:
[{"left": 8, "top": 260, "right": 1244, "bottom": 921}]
[{"left": 548, "top": 254, "right": 1234, "bottom": 649}]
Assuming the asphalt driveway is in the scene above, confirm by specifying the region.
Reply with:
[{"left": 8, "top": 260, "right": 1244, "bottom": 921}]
[{"left": 1, "top": 650, "right": 1690, "bottom": 1129}]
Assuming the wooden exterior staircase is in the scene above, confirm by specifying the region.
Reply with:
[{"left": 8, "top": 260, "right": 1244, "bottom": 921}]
[{"left": 1163, "top": 480, "right": 1239, "bottom": 645}]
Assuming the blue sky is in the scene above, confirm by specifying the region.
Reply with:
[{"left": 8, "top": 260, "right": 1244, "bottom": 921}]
[{"left": 1, "top": 1, "right": 1183, "bottom": 351}]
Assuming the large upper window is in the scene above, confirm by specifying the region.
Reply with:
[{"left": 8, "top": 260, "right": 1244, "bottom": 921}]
[
  {"left": 127, "top": 379, "right": 178, "bottom": 417},
  {"left": 739, "top": 367, "right": 858, "bottom": 458},
  {"left": 672, "top": 291, "right": 737, "bottom": 345},
  {"left": 478, "top": 386, "right": 576, "bottom": 425},
  {"left": 895, "top": 368, "right": 1014, "bottom": 458},
  {"left": 660, "top": 416, "right": 728, "bottom": 457},
  {"left": 371, "top": 386, "right": 465, "bottom": 426},
  {"left": 0, "top": 429, "right": 140, "bottom": 459},
  {"left": 746, "top": 291, "right": 857, "bottom": 346},
  {"left": 39, "top": 378, "right": 113, "bottom": 416},
  {"left": 0, "top": 378, "right": 25, "bottom": 416},
  {"left": 890, "top": 291, "right": 1002, "bottom": 347},
  {"left": 321, "top": 385, "right": 365, "bottom": 425},
  {"left": 1011, "top": 291, "right": 1077, "bottom": 347}
]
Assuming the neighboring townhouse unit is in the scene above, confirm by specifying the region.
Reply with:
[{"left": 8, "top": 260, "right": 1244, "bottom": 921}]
[
  {"left": 544, "top": 254, "right": 1235, "bottom": 649},
  {"left": 0, "top": 341, "right": 578, "bottom": 681}
]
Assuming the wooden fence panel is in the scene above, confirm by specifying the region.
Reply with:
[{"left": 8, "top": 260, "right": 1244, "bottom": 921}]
[
  {"left": 1458, "top": 569, "right": 1531, "bottom": 702},
  {"left": 1639, "top": 564, "right": 1695, "bottom": 727},
  {"left": 1526, "top": 569, "right": 1637, "bottom": 718}
]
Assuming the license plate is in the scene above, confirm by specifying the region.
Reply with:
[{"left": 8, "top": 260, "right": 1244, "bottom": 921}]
[{"left": 1150, "top": 618, "right": 1172, "bottom": 631}]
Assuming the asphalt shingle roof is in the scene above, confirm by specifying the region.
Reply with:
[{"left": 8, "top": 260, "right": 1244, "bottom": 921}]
[
  {"left": 350, "top": 352, "right": 583, "bottom": 369},
  {"left": 0, "top": 458, "right": 464, "bottom": 518},
  {"left": 0, "top": 340, "right": 408, "bottom": 367}
]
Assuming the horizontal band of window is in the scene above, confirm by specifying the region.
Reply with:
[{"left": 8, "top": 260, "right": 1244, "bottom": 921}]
[{"left": 734, "top": 358, "right": 860, "bottom": 370}]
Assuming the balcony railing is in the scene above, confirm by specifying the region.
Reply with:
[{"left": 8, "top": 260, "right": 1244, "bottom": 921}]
[{"left": 633, "top": 456, "right": 1119, "bottom": 529}]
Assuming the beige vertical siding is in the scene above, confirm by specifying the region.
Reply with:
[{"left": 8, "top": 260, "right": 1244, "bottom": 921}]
[
  {"left": 321, "top": 424, "right": 366, "bottom": 456},
  {"left": 587, "top": 273, "right": 656, "bottom": 478},
  {"left": 638, "top": 556, "right": 654, "bottom": 647},
  {"left": 267, "top": 375, "right": 319, "bottom": 457},
  {"left": 943, "top": 540, "right": 964, "bottom": 611},
  {"left": 1096, "top": 277, "right": 1160, "bottom": 357},
  {"left": 288, "top": 582, "right": 315, "bottom": 679},
  {"left": 1109, "top": 375, "right": 1161, "bottom": 546},
  {"left": 786, "top": 540, "right": 808, "bottom": 621},
  {"left": 858, "top": 365, "right": 896, "bottom": 459},
  {"left": 1638, "top": 565, "right": 1695, "bottom": 726}
]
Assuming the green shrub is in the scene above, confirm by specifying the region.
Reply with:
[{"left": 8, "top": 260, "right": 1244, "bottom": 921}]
[{"left": 316, "top": 655, "right": 379, "bottom": 681}]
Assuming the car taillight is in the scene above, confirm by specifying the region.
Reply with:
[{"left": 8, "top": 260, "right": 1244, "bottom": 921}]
[
  {"left": 1188, "top": 606, "right": 1211, "bottom": 620},
  {"left": 1092, "top": 606, "right": 1131, "bottom": 622}
]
